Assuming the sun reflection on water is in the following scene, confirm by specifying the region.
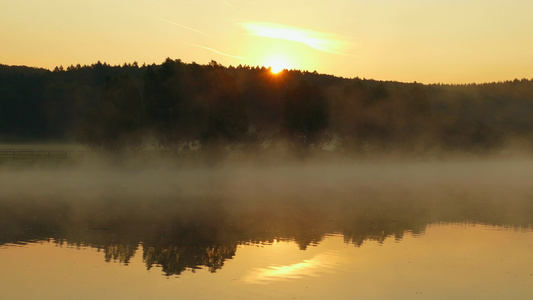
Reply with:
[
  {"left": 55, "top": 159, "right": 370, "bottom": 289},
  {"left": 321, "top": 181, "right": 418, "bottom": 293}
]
[{"left": 242, "top": 251, "right": 339, "bottom": 284}]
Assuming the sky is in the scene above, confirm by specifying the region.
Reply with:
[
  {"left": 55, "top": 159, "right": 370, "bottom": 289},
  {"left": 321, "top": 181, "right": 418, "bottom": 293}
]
[{"left": 2, "top": 0, "right": 533, "bottom": 84}]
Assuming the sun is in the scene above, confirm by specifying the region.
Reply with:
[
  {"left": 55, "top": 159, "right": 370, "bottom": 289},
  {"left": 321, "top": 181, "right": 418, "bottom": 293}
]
[
  {"left": 270, "top": 65, "right": 284, "bottom": 74},
  {"left": 266, "top": 56, "right": 289, "bottom": 74}
]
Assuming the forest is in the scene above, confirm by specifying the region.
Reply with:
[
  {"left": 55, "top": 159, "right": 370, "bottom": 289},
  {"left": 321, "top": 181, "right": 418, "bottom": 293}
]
[{"left": 2, "top": 58, "right": 533, "bottom": 156}]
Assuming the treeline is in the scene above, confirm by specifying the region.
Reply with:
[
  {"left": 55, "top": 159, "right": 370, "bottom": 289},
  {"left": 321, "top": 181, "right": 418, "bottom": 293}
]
[{"left": 2, "top": 59, "right": 533, "bottom": 154}]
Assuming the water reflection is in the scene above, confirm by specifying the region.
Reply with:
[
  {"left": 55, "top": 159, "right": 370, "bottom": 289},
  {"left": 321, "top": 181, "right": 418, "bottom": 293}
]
[
  {"left": 1, "top": 160, "right": 533, "bottom": 278},
  {"left": 2, "top": 192, "right": 533, "bottom": 277},
  {"left": 142, "top": 243, "right": 236, "bottom": 275},
  {"left": 2, "top": 226, "right": 532, "bottom": 299},
  {"left": 243, "top": 250, "right": 340, "bottom": 284}
]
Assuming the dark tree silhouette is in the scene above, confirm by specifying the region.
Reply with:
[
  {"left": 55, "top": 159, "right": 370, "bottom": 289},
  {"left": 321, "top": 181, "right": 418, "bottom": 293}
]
[
  {"left": 282, "top": 81, "right": 329, "bottom": 148},
  {"left": 77, "top": 74, "right": 145, "bottom": 152},
  {"left": 0, "top": 65, "right": 48, "bottom": 139},
  {"left": 201, "top": 65, "right": 248, "bottom": 145},
  {"left": 3, "top": 61, "right": 533, "bottom": 153},
  {"left": 143, "top": 59, "right": 190, "bottom": 148}
]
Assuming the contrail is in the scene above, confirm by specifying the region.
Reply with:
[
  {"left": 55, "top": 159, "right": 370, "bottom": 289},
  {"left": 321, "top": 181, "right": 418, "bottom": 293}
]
[
  {"left": 161, "top": 18, "right": 207, "bottom": 35},
  {"left": 184, "top": 42, "right": 247, "bottom": 60},
  {"left": 220, "top": 0, "right": 237, "bottom": 12}
]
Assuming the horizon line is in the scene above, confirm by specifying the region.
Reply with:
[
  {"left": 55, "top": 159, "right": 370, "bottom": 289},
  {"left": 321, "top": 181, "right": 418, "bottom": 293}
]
[{"left": 1, "top": 60, "right": 531, "bottom": 86}]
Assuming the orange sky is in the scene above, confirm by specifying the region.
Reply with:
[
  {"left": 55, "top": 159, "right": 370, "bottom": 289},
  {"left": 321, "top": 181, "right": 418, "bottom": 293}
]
[{"left": 2, "top": 0, "right": 533, "bottom": 84}]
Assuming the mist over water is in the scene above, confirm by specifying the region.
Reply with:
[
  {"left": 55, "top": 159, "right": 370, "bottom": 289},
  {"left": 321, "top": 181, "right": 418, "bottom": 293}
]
[
  {"left": 2, "top": 153, "right": 533, "bottom": 247},
  {"left": 2, "top": 151, "right": 533, "bottom": 300}
]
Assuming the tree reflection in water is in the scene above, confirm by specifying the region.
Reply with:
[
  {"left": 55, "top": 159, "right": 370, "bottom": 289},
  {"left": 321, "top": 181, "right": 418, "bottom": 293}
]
[
  {"left": 2, "top": 160, "right": 533, "bottom": 276},
  {"left": 1, "top": 194, "right": 532, "bottom": 276},
  {"left": 142, "top": 244, "right": 237, "bottom": 276}
]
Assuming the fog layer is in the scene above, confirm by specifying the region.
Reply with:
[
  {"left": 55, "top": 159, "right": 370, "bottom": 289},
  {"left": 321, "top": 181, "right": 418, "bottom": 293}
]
[{"left": 2, "top": 157, "right": 533, "bottom": 241}]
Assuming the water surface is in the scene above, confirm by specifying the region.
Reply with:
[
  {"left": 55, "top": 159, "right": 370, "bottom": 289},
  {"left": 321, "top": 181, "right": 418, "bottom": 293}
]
[{"left": 1, "top": 158, "right": 533, "bottom": 299}]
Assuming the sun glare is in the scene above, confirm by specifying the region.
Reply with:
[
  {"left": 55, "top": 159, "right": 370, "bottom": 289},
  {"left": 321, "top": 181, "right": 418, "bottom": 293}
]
[
  {"left": 270, "top": 65, "right": 283, "bottom": 74},
  {"left": 267, "top": 56, "right": 289, "bottom": 74}
]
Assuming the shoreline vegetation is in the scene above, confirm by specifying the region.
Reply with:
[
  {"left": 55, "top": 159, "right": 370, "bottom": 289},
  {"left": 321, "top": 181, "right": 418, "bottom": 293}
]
[{"left": 2, "top": 58, "right": 533, "bottom": 159}]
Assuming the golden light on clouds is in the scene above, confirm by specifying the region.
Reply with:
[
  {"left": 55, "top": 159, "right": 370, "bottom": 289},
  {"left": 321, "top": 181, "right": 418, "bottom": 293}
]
[{"left": 239, "top": 22, "right": 348, "bottom": 55}]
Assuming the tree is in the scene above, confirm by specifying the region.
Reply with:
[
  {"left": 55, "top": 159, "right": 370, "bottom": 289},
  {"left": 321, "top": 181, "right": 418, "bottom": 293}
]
[
  {"left": 143, "top": 59, "right": 206, "bottom": 148},
  {"left": 282, "top": 81, "right": 329, "bottom": 148},
  {"left": 77, "top": 74, "right": 145, "bottom": 152},
  {"left": 201, "top": 67, "right": 248, "bottom": 145}
]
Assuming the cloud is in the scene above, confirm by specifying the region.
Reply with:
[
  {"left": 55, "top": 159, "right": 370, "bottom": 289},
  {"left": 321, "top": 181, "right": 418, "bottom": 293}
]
[{"left": 239, "top": 22, "right": 348, "bottom": 55}]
